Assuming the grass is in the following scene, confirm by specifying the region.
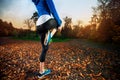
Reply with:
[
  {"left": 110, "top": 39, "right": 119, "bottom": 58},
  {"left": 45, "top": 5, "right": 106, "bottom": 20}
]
[
  {"left": 12, "top": 36, "right": 71, "bottom": 42},
  {"left": 52, "top": 37, "right": 70, "bottom": 42}
]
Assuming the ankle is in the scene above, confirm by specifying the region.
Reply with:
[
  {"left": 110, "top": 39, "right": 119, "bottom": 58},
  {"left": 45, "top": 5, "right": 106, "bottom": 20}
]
[
  {"left": 39, "top": 62, "right": 45, "bottom": 74},
  {"left": 40, "top": 69, "right": 45, "bottom": 74}
]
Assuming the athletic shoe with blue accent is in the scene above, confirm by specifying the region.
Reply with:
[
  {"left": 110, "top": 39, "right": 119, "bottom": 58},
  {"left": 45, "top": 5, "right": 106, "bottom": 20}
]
[
  {"left": 38, "top": 69, "right": 51, "bottom": 78},
  {"left": 44, "top": 30, "right": 51, "bottom": 45},
  {"left": 44, "top": 29, "right": 57, "bottom": 45},
  {"left": 46, "top": 31, "right": 51, "bottom": 44}
]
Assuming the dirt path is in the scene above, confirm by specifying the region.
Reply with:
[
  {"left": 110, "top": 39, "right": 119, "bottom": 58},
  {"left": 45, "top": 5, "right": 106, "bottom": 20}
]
[{"left": 0, "top": 37, "right": 119, "bottom": 80}]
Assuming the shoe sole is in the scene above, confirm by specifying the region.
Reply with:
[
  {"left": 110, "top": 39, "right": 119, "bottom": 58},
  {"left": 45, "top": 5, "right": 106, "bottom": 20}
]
[{"left": 38, "top": 70, "right": 51, "bottom": 78}]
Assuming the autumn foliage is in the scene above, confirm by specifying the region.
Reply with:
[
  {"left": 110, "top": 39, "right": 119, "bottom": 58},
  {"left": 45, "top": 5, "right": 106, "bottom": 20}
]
[
  {"left": 0, "top": 19, "right": 15, "bottom": 36},
  {"left": 0, "top": 38, "right": 119, "bottom": 80},
  {"left": 60, "top": 0, "right": 120, "bottom": 44}
]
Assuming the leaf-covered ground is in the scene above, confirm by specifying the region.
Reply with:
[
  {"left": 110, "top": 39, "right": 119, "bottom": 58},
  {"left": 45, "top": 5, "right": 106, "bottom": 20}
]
[{"left": 0, "top": 37, "right": 120, "bottom": 80}]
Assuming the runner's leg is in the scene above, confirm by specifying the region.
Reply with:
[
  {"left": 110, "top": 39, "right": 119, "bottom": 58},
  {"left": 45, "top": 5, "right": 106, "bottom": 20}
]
[{"left": 39, "top": 31, "right": 48, "bottom": 73}]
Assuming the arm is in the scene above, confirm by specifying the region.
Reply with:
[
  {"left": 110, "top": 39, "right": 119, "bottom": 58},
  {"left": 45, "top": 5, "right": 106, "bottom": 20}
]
[
  {"left": 46, "top": 0, "right": 62, "bottom": 27},
  {"left": 32, "top": 0, "right": 39, "bottom": 5}
]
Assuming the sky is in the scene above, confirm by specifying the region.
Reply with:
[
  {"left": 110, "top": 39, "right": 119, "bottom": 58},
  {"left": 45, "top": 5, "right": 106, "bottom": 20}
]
[{"left": 0, "top": 0, "right": 97, "bottom": 29}]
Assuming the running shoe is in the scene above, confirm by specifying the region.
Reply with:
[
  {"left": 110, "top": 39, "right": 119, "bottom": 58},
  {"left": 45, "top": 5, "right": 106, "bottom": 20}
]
[
  {"left": 38, "top": 69, "right": 51, "bottom": 78},
  {"left": 44, "top": 31, "right": 51, "bottom": 45}
]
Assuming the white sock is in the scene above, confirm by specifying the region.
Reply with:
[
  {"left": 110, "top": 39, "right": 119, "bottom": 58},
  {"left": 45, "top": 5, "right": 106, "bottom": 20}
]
[{"left": 40, "top": 69, "right": 45, "bottom": 74}]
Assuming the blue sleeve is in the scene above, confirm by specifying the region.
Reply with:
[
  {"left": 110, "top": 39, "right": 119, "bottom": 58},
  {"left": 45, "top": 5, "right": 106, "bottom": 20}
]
[
  {"left": 46, "top": 0, "right": 62, "bottom": 27},
  {"left": 32, "top": 0, "right": 39, "bottom": 5}
]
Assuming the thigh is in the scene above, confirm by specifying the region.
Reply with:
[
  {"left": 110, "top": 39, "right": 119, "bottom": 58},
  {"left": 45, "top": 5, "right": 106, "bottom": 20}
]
[
  {"left": 36, "top": 19, "right": 57, "bottom": 34},
  {"left": 40, "top": 31, "right": 47, "bottom": 46},
  {"left": 44, "top": 19, "right": 58, "bottom": 30},
  {"left": 36, "top": 25, "right": 47, "bottom": 34}
]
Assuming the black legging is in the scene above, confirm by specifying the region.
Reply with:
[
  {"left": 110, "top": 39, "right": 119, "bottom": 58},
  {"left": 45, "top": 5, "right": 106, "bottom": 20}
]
[
  {"left": 39, "top": 31, "right": 49, "bottom": 62},
  {"left": 37, "top": 19, "right": 58, "bottom": 62}
]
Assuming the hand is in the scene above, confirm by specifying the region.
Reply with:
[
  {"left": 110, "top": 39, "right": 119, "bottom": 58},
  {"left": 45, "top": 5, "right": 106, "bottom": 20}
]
[{"left": 58, "top": 25, "right": 63, "bottom": 31}]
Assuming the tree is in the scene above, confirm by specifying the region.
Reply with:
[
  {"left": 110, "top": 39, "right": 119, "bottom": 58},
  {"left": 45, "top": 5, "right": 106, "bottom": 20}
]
[
  {"left": 107, "top": 0, "right": 120, "bottom": 25},
  {"left": 96, "top": 0, "right": 120, "bottom": 23},
  {"left": 92, "top": 0, "right": 120, "bottom": 43},
  {"left": 97, "top": 0, "right": 110, "bottom": 20},
  {"left": 0, "top": 19, "right": 15, "bottom": 36},
  {"left": 63, "top": 16, "right": 72, "bottom": 28},
  {"left": 77, "top": 20, "right": 82, "bottom": 27},
  {"left": 61, "top": 16, "right": 73, "bottom": 38},
  {"left": 24, "top": 19, "right": 34, "bottom": 31}
]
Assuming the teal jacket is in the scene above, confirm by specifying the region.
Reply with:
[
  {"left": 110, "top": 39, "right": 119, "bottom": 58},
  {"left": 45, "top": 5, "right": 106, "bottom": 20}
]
[{"left": 32, "top": 0, "right": 62, "bottom": 27}]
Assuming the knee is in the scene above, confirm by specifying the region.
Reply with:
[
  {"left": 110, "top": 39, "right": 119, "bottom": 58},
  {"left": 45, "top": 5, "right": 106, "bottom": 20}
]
[
  {"left": 39, "top": 45, "right": 49, "bottom": 62},
  {"left": 44, "top": 45, "right": 48, "bottom": 51}
]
